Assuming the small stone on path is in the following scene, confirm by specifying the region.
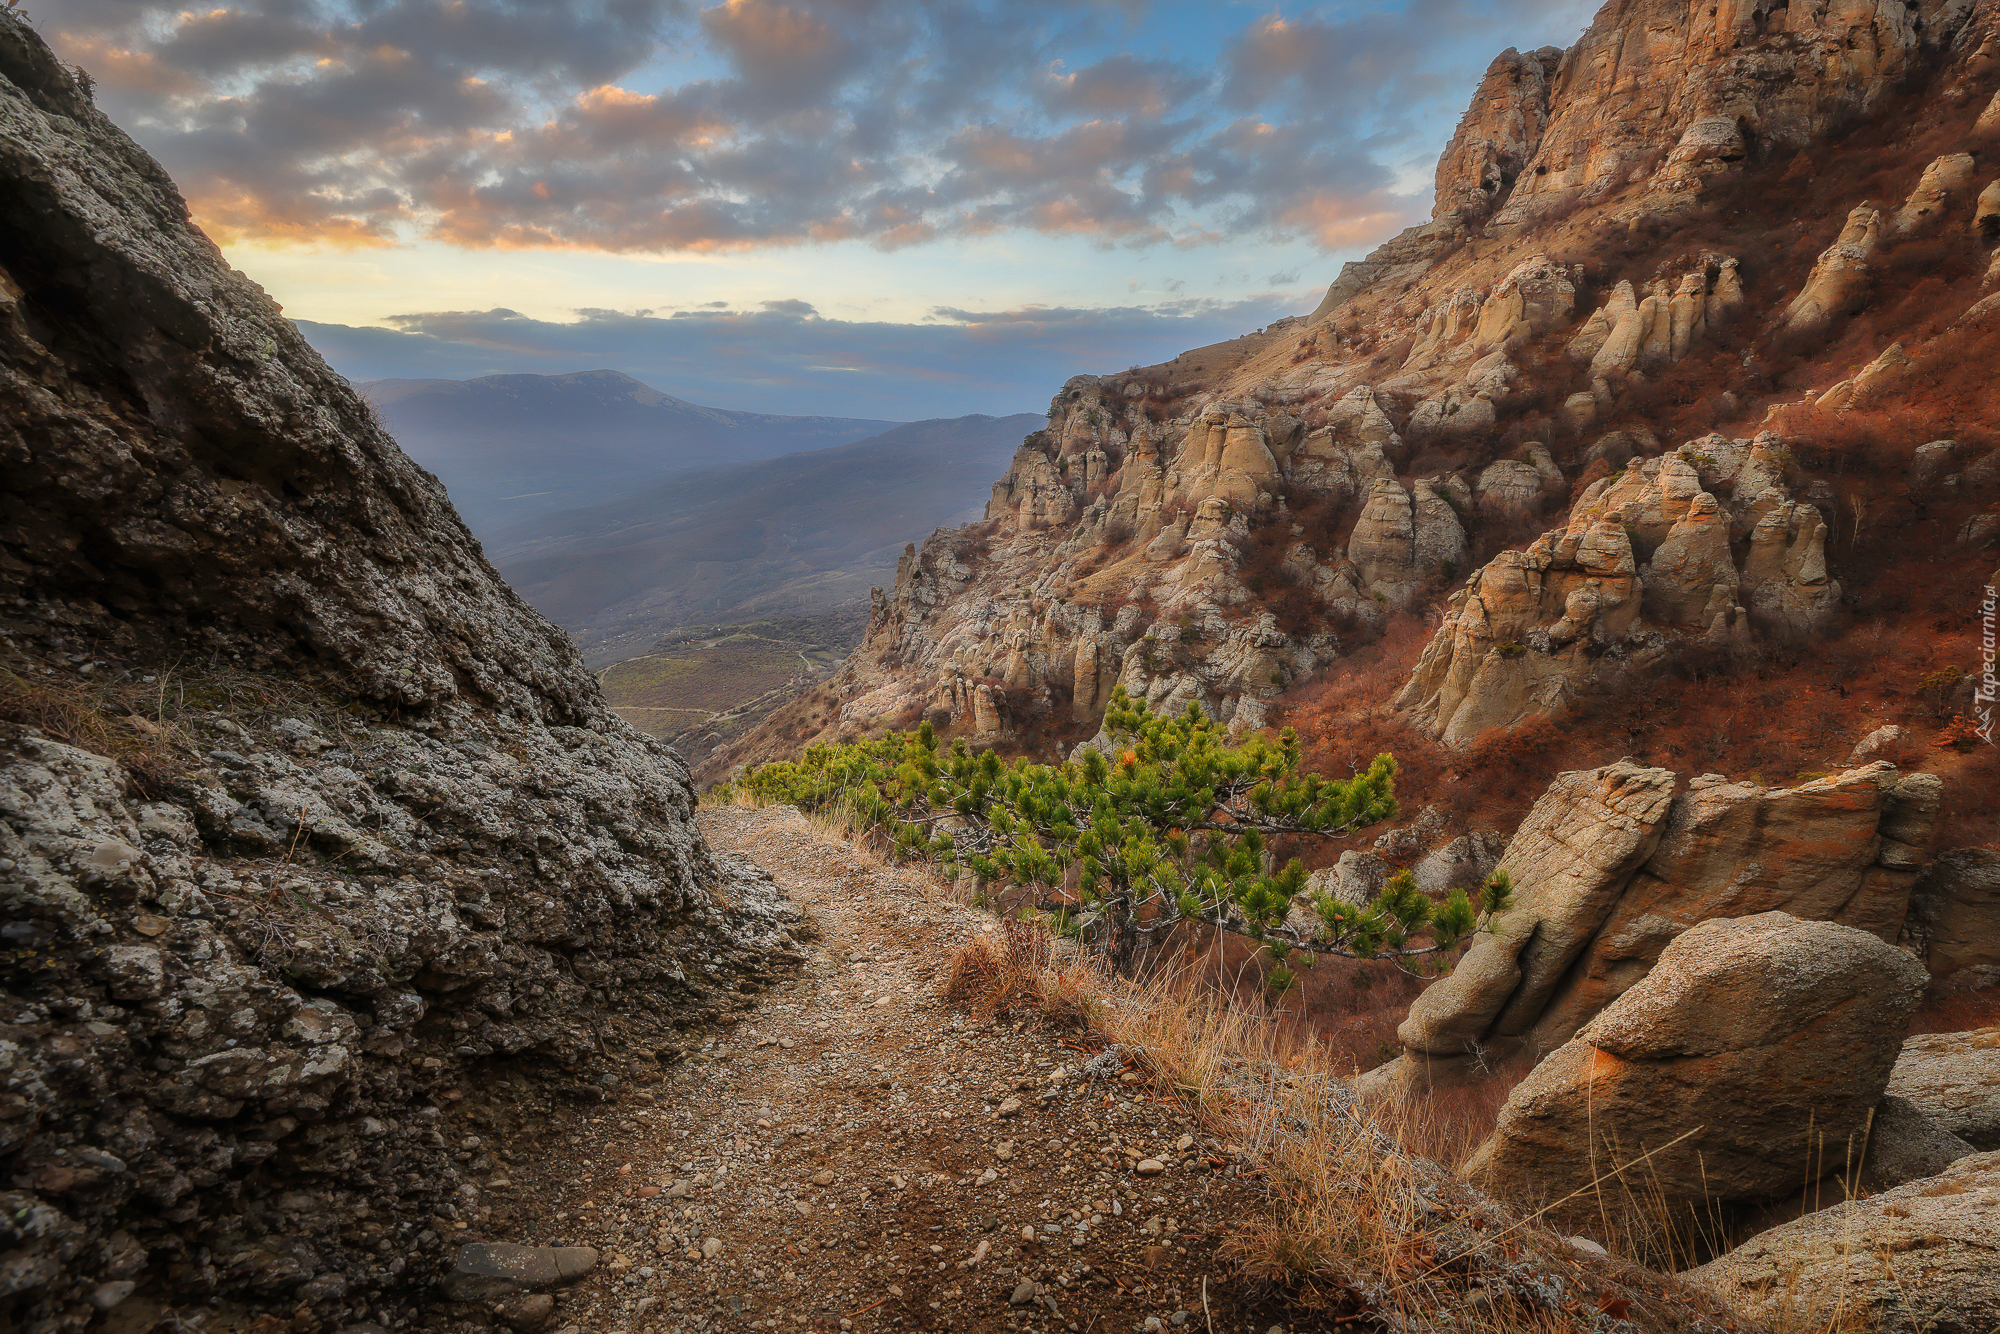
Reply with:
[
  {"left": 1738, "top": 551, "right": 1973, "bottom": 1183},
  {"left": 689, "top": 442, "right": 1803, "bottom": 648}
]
[
  {"left": 495, "top": 1293, "right": 555, "bottom": 1331},
  {"left": 439, "top": 1244, "right": 599, "bottom": 1302}
]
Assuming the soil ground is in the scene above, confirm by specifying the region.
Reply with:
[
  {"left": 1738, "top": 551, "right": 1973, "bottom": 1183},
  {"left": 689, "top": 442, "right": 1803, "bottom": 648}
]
[{"left": 497, "top": 805, "right": 1303, "bottom": 1334}]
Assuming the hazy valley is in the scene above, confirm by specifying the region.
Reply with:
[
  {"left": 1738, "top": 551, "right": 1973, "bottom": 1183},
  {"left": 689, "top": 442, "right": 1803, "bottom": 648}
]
[{"left": 374, "top": 373, "right": 1037, "bottom": 752}]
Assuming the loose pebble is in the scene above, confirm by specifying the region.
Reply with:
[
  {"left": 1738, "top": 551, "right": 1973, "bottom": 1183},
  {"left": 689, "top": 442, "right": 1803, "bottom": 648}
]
[{"left": 495, "top": 807, "right": 1272, "bottom": 1334}]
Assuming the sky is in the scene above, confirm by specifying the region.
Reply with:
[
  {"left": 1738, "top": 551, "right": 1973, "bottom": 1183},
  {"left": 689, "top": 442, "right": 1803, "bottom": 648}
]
[{"left": 40, "top": 0, "right": 1599, "bottom": 418}]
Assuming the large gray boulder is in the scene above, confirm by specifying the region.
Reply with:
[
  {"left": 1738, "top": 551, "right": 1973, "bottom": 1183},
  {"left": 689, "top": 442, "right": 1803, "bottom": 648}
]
[
  {"left": 1467, "top": 913, "right": 1927, "bottom": 1218},
  {"left": 1691, "top": 1151, "right": 2000, "bottom": 1334}
]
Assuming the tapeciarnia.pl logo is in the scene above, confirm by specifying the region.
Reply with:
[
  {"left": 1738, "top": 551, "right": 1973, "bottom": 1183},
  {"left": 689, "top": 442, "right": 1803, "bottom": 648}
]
[{"left": 1978, "top": 582, "right": 1997, "bottom": 746}]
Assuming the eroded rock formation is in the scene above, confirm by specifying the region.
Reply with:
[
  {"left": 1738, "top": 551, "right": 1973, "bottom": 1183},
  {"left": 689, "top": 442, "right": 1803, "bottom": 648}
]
[
  {"left": 1382, "top": 760, "right": 1939, "bottom": 1084},
  {"left": 1396, "top": 440, "right": 1842, "bottom": 745},
  {"left": 716, "top": 0, "right": 2000, "bottom": 831},
  {"left": 0, "top": 16, "right": 797, "bottom": 1330},
  {"left": 1467, "top": 912, "right": 1927, "bottom": 1216},
  {"left": 1481, "top": 0, "right": 1973, "bottom": 235}
]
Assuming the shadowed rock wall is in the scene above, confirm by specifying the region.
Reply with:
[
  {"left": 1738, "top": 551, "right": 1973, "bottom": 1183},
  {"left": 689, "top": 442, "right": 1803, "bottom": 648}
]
[{"left": 0, "top": 15, "right": 800, "bottom": 1333}]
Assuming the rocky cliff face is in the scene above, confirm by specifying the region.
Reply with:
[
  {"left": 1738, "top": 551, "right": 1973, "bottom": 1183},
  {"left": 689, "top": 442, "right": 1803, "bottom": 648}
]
[
  {"left": 1482, "top": 0, "right": 1977, "bottom": 233},
  {"left": 1396, "top": 440, "right": 1840, "bottom": 744},
  {"left": 0, "top": 16, "right": 799, "bottom": 1333},
  {"left": 717, "top": 0, "right": 2000, "bottom": 822}
]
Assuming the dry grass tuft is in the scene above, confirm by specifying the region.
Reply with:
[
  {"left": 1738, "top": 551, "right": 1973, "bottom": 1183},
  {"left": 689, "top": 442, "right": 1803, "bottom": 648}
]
[
  {"left": 0, "top": 654, "right": 198, "bottom": 787},
  {"left": 940, "top": 917, "right": 1872, "bottom": 1334},
  {"left": 1, "top": 646, "right": 375, "bottom": 793}
]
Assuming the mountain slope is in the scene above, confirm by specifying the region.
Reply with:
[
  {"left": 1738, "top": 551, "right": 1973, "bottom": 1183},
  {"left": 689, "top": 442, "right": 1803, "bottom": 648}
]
[
  {"left": 714, "top": 0, "right": 2000, "bottom": 853},
  {"left": 490, "top": 413, "right": 1040, "bottom": 663},
  {"left": 359, "top": 369, "right": 899, "bottom": 532},
  {"left": 0, "top": 17, "right": 794, "bottom": 1330}
]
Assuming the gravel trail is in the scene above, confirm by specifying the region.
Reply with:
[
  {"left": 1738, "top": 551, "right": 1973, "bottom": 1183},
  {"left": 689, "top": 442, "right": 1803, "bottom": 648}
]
[{"left": 500, "top": 804, "right": 1293, "bottom": 1334}]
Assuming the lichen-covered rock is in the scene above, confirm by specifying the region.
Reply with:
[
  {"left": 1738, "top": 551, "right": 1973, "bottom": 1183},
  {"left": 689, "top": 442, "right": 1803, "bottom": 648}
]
[
  {"left": 0, "top": 14, "right": 799, "bottom": 1331},
  {"left": 1468, "top": 913, "right": 1927, "bottom": 1217},
  {"left": 1690, "top": 1150, "right": 2000, "bottom": 1334},
  {"left": 1886, "top": 1029, "right": 2000, "bottom": 1150}
]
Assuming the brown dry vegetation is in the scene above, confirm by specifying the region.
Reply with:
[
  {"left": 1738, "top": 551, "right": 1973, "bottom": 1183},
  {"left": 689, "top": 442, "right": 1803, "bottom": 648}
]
[
  {"left": 0, "top": 642, "right": 364, "bottom": 793},
  {"left": 940, "top": 918, "right": 1854, "bottom": 1333}
]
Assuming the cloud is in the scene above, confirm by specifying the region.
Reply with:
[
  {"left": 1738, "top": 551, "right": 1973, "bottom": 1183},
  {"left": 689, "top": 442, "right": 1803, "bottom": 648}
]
[
  {"left": 1037, "top": 53, "right": 1204, "bottom": 119},
  {"left": 47, "top": 0, "right": 1589, "bottom": 257},
  {"left": 297, "top": 292, "right": 1310, "bottom": 418}
]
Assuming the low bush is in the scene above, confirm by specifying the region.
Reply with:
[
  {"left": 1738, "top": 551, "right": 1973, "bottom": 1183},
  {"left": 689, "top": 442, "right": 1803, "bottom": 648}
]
[{"left": 739, "top": 687, "right": 1513, "bottom": 976}]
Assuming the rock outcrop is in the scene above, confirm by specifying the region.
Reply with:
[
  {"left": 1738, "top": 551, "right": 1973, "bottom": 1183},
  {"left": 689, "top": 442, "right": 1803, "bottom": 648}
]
[
  {"left": 1428, "top": 47, "right": 1564, "bottom": 225},
  {"left": 0, "top": 15, "right": 798, "bottom": 1331},
  {"left": 1784, "top": 203, "right": 1883, "bottom": 334},
  {"left": 719, "top": 0, "right": 2000, "bottom": 817},
  {"left": 1902, "top": 850, "right": 2000, "bottom": 978},
  {"left": 1690, "top": 1150, "right": 2000, "bottom": 1334},
  {"left": 1397, "top": 442, "right": 1840, "bottom": 745},
  {"left": 1397, "top": 762, "right": 1677, "bottom": 1064},
  {"left": 1886, "top": 1029, "right": 2000, "bottom": 1150},
  {"left": 1467, "top": 913, "right": 1927, "bottom": 1216},
  {"left": 1894, "top": 153, "right": 1980, "bottom": 234},
  {"left": 1387, "top": 761, "right": 1939, "bottom": 1081},
  {"left": 1481, "top": 0, "right": 1973, "bottom": 235}
]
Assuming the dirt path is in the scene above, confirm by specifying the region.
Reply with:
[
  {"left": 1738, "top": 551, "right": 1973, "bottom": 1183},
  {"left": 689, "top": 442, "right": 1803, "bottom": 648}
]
[{"left": 501, "top": 805, "right": 1297, "bottom": 1334}]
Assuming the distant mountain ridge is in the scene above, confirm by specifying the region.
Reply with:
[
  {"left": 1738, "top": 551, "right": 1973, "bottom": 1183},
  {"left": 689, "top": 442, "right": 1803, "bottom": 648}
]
[
  {"left": 490, "top": 412, "right": 1042, "bottom": 665},
  {"left": 359, "top": 368, "right": 900, "bottom": 532}
]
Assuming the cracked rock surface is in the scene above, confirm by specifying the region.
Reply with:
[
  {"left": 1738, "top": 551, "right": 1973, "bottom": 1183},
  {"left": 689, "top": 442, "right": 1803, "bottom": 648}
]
[{"left": 0, "top": 15, "right": 799, "bottom": 1332}]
